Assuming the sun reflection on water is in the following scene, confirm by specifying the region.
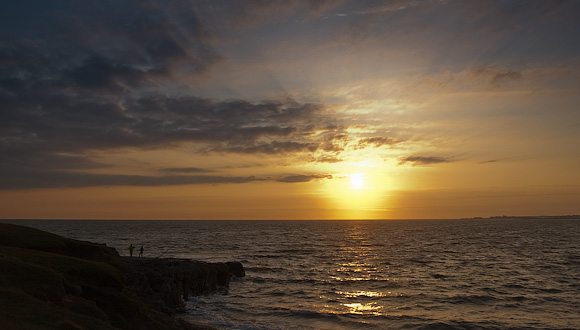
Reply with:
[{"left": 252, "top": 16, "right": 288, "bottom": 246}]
[
  {"left": 342, "top": 302, "right": 383, "bottom": 315},
  {"left": 335, "top": 291, "right": 388, "bottom": 298},
  {"left": 312, "top": 222, "right": 413, "bottom": 317},
  {"left": 317, "top": 289, "right": 406, "bottom": 317}
]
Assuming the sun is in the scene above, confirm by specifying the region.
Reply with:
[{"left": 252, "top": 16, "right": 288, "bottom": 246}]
[
  {"left": 319, "top": 168, "right": 394, "bottom": 219},
  {"left": 350, "top": 173, "right": 365, "bottom": 189}
]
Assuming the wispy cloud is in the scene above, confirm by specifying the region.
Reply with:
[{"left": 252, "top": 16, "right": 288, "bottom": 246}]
[
  {"left": 276, "top": 174, "right": 333, "bottom": 183},
  {"left": 0, "top": 167, "right": 338, "bottom": 189},
  {"left": 353, "top": 0, "right": 448, "bottom": 15},
  {"left": 399, "top": 156, "right": 453, "bottom": 166},
  {"left": 0, "top": 171, "right": 261, "bottom": 190},
  {"left": 160, "top": 167, "right": 212, "bottom": 174},
  {"left": 355, "top": 137, "right": 400, "bottom": 149}
]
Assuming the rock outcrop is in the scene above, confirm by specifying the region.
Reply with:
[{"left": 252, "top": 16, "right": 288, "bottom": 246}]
[
  {"left": 124, "top": 257, "right": 244, "bottom": 313},
  {"left": 0, "top": 223, "right": 244, "bottom": 330}
]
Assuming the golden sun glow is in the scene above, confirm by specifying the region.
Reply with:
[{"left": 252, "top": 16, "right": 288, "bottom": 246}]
[
  {"left": 350, "top": 173, "right": 365, "bottom": 189},
  {"left": 320, "top": 169, "right": 390, "bottom": 219},
  {"left": 309, "top": 157, "right": 405, "bottom": 219}
]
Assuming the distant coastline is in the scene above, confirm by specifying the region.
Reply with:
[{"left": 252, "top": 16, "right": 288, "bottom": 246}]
[{"left": 461, "top": 215, "right": 580, "bottom": 220}]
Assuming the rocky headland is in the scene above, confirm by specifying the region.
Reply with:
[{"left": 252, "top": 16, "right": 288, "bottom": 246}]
[{"left": 0, "top": 223, "right": 244, "bottom": 330}]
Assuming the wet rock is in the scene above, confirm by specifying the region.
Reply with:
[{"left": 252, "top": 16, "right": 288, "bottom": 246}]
[
  {"left": 123, "top": 258, "right": 245, "bottom": 312},
  {"left": 226, "top": 261, "right": 246, "bottom": 277}
]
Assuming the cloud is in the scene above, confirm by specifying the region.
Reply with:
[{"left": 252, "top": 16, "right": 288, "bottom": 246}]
[
  {"left": 7, "top": 0, "right": 539, "bottom": 191},
  {"left": 0, "top": 77, "right": 357, "bottom": 189},
  {"left": 276, "top": 174, "right": 333, "bottom": 183},
  {"left": 468, "top": 67, "right": 523, "bottom": 88},
  {"left": 0, "top": 0, "right": 239, "bottom": 181},
  {"left": 312, "top": 155, "right": 343, "bottom": 163},
  {"left": 0, "top": 171, "right": 261, "bottom": 190},
  {"left": 196, "top": 0, "right": 344, "bottom": 29},
  {"left": 353, "top": 0, "right": 448, "bottom": 15},
  {"left": 0, "top": 167, "right": 336, "bottom": 189},
  {"left": 399, "top": 156, "right": 452, "bottom": 166},
  {"left": 0, "top": 0, "right": 362, "bottom": 190},
  {"left": 0, "top": 90, "right": 324, "bottom": 150},
  {"left": 0, "top": 152, "right": 107, "bottom": 172},
  {"left": 0, "top": 0, "right": 221, "bottom": 93},
  {"left": 330, "top": 0, "right": 580, "bottom": 71},
  {"left": 160, "top": 167, "right": 212, "bottom": 174},
  {"left": 211, "top": 141, "right": 319, "bottom": 155},
  {"left": 355, "top": 136, "right": 399, "bottom": 149},
  {"left": 409, "top": 66, "right": 530, "bottom": 96},
  {"left": 0, "top": 80, "right": 359, "bottom": 189}
]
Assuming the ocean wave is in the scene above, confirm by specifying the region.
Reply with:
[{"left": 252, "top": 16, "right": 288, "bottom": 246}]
[
  {"left": 276, "top": 248, "right": 319, "bottom": 255},
  {"left": 407, "top": 320, "right": 579, "bottom": 330},
  {"left": 410, "top": 321, "right": 504, "bottom": 330},
  {"left": 246, "top": 266, "right": 286, "bottom": 273},
  {"left": 442, "top": 294, "right": 501, "bottom": 305}
]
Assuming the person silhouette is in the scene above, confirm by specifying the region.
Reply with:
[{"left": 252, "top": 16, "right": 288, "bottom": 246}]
[
  {"left": 139, "top": 246, "right": 144, "bottom": 257},
  {"left": 128, "top": 244, "right": 135, "bottom": 257}
]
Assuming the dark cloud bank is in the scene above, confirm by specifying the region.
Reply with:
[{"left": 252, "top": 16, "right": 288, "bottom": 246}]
[{"left": 0, "top": 0, "right": 385, "bottom": 189}]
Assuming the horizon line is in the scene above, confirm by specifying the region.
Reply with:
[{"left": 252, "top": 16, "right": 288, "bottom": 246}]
[{"left": 2, "top": 215, "right": 579, "bottom": 221}]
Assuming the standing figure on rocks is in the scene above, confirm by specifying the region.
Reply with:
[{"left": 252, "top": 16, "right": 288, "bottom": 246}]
[
  {"left": 139, "top": 246, "right": 144, "bottom": 257},
  {"left": 128, "top": 244, "right": 135, "bottom": 257}
]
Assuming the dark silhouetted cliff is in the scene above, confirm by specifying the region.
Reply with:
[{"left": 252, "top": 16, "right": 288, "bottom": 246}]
[{"left": 0, "top": 223, "right": 244, "bottom": 330}]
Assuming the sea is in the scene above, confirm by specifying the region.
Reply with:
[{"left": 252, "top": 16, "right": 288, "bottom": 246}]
[{"left": 2, "top": 218, "right": 580, "bottom": 330}]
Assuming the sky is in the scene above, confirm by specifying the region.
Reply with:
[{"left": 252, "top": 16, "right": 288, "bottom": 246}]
[{"left": 1, "top": 0, "right": 579, "bottom": 220}]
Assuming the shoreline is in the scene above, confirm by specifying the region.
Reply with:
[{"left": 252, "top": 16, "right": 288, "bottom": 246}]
[
  {"left": 0, "top": 223, "right": 244, "bottom": 330},
  {"left": 460, "top": 214, "right": 580, "bottom": 220}
]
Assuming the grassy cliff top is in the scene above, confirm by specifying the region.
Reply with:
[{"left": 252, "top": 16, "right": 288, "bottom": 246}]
[{"left": 0, "top": 223, "right": 207, "bottom": 330}]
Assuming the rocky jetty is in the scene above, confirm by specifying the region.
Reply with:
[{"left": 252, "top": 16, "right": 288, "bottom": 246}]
[
  {"left": 124, "top": 257, "right": 244, "bottom": 313},
  {"left": 0, "top": 223, "right": 244, "bottom": 330}
]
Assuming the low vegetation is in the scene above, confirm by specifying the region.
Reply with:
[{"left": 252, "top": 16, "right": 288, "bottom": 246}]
[{"left": 0, "top": 223, "right": 202, "bottom": 330}]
